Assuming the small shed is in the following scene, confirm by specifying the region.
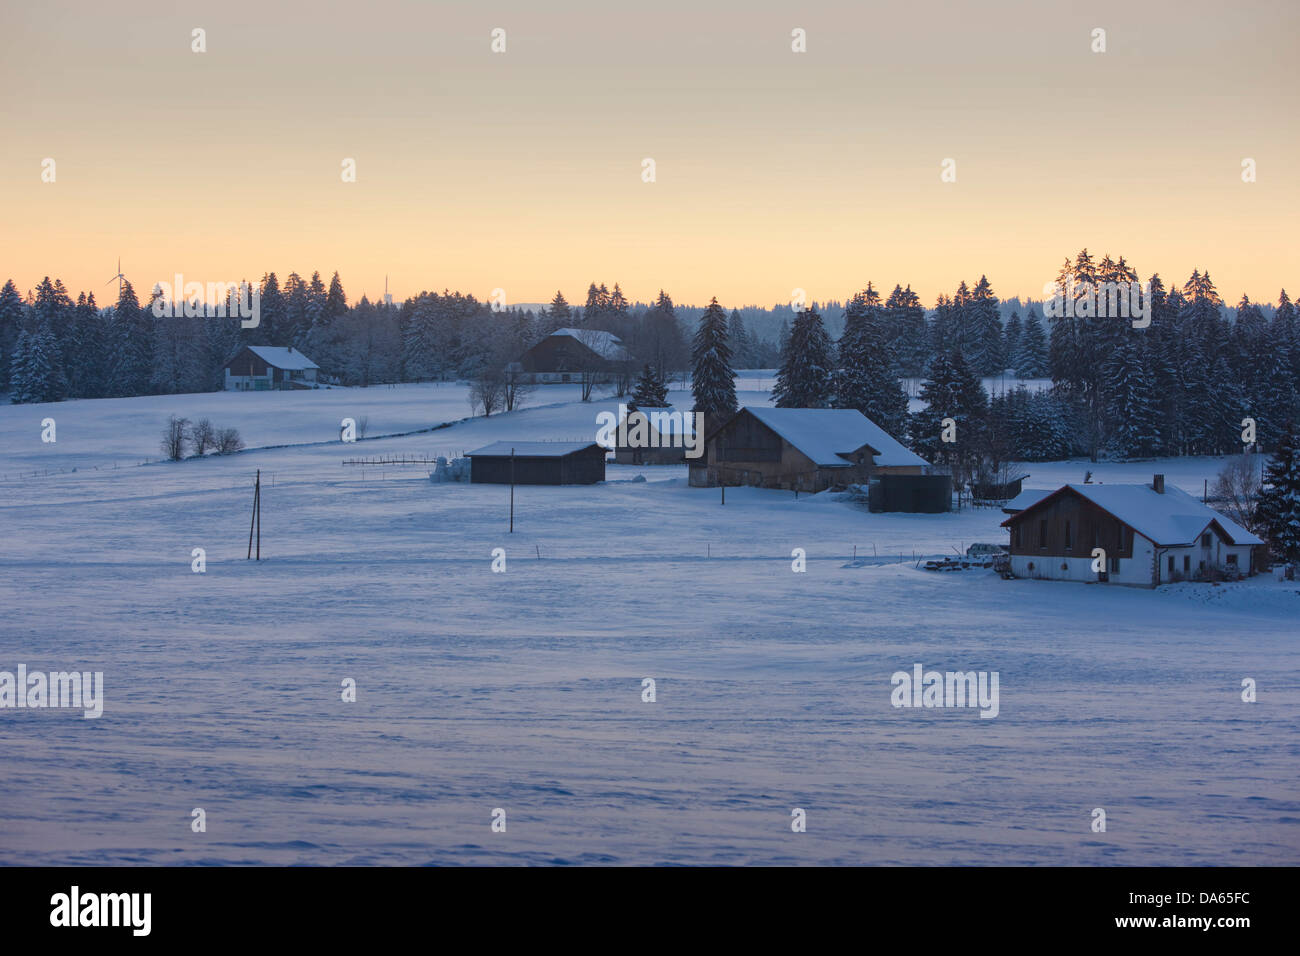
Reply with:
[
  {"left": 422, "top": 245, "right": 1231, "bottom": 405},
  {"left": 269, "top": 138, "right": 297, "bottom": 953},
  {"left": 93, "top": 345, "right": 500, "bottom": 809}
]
[
  {"left": 465, "top": 441, "right": 607, "bottom": 485},
  {"left": 869, "top": 473, "right": 952, "bottom": 513}
]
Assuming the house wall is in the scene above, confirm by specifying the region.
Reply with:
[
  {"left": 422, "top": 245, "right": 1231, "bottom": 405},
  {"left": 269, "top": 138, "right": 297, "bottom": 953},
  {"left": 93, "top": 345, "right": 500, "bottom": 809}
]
[
  {"left": 1152, "top": 539, "right": 1256, "bottom": 583},
  {"left": 1010, "top": 533, "right": 1156, "bottom": 587},
  {"left": 1006, "top": 490, "right": 1135, "bottom": 559}
]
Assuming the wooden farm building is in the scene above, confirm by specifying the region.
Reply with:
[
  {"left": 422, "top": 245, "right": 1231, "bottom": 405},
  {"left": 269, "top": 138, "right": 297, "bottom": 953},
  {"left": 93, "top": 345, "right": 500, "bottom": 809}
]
[
  {"left": 613, "top": 404, "right": 699, "bottom": 465},
  {"left": 517, "top": 328, "right": 633, "bottom": 384},
  {"left": 223, "top": 345, "right": 319, "bottom": 391},
  {"left": 1000, "top": 474, "right": 1265, "bottom": 587},
  {"left": 465, "top": 441, "right": 607, "bottom": 485},
  {"left": 688, "top": 407, "right": 931, "bottom": 495}
]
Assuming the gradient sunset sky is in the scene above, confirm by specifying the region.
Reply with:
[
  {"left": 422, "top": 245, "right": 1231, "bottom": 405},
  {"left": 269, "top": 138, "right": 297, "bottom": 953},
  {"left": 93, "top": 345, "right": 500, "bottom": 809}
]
[{"left": 2, "top": 0, "right": 1297, "bottom": 308}]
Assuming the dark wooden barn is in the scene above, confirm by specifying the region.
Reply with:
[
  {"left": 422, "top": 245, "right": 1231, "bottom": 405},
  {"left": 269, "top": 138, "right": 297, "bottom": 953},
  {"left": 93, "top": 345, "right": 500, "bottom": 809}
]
[
  {"left": 689, "top": 406, "right": 929, "bottom": 493},
  {"left": 465, "top": 441, "right": 607, "bottom": 485},
  {"left": 516, "top": 329, "right": 632, "bottom": 384}
]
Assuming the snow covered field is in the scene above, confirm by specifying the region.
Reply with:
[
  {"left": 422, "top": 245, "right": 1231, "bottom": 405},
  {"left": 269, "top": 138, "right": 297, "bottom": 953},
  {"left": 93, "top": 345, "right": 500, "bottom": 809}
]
[{"left": 1, "top": 380, "right": 1297, "bottom": 865}]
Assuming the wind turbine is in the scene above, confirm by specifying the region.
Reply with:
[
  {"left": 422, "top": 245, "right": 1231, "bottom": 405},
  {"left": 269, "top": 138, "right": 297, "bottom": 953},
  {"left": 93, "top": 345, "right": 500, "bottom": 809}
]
[{"left": 106, "top": 257, "right": 125, "bottom": 297}]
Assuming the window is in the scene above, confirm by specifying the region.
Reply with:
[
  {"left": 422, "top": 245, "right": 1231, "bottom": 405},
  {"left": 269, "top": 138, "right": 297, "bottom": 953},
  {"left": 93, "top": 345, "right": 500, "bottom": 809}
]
[
  {"left": 1183, "top": 555, "right": 1190, "bottom": 573},
  {"left": 1201, "top": 533, "right": 1211, "bottom": 547},
  {"left": 1064, "top": 520, "right": 1073, "bottom": 551},
  {"left": 1109, "top": 556, "right": 1120, "bottom": 574},
  {"left": 1226, "top": 554, "right": 1239, "bottom": 566},
  {"left": 1039, "top": 520, "right": 1047, "bottom": 549},
  {"left": 1168, "top": 556, "right": 1175, "bottom": 573}
]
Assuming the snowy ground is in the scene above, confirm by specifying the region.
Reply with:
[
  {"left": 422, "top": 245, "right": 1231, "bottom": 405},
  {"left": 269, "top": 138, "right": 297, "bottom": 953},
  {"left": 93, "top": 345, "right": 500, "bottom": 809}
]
[{"left": 1, "top": 379, "right": 1296, "bottom": 865}]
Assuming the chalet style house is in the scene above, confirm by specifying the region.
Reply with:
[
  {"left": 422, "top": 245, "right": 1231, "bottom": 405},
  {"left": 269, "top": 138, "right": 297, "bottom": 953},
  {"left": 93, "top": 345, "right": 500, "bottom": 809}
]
[
  {"left": 223, "top": 346, "right": 320, "bottom": 391},
  {"left": 688, "top": 407, "right": 929, "bottom": 493},
  {"left": 1000, "top": 475, "right": 1264, "bottom": 587},
  {"left": 517, "top": 328, "right": 633, "bottom": 384}
]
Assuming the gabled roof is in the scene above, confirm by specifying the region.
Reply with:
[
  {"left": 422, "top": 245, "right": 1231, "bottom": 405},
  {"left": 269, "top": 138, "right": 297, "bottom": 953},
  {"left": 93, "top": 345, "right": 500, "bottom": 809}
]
[
  {"left": 466, "top": 441, "right": 605, "bottom": 458},
  {"left": 549, "top": 328, "right": 631, "bottom": 361},
  {"left": 245, "top": 346, "right": 319, "bottom": 370},
  {"left": 1000, "top": 482, "right": 1264, "bottom": 547},
  {"left": 744, "top": 407, "right": 928, "bottom": 469}
]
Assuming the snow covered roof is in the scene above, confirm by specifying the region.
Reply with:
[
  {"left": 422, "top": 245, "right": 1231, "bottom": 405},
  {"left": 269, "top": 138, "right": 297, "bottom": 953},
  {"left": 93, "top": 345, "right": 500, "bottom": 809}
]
[
  {"left": 1001, "top": 482, "right": 1264, "bottom": 547},
  {"left": 246, "top": 346, "right": 319, "bottom": 370},
  {"left": 550, "top": 328, "right": 631, "bottom": 361},
  {"left": 744, "top": 407, "right": 928, "bottom": 469},
  {"left": 466, "top": 441, "right": 606, "bottom": 458}
]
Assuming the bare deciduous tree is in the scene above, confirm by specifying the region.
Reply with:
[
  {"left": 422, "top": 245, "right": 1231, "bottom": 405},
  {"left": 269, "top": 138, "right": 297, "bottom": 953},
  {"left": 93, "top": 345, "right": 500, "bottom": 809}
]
[
  {"left": 470, "top": 370, "right": 505, "bottom": 417},
  {"left": 1213, "top": 452, "right": 1263, "bottom": 532},
  {"left": 502, "top": 362, "right": 533, "bottom": 413},
  {"left": 161, "top": 415, "right": 190, "bottom": 460},
  {"left": 189, "top": 418, "right": 216, "bottom": 456},
  {"left": 215, "top": 427, "right": 245, "bottom": 455}
]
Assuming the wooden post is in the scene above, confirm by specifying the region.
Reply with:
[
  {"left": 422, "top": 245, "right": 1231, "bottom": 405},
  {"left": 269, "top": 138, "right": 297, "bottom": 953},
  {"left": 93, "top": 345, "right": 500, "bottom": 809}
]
[
  {"left": 255, "top": 470, "right": 261, "bottom": 560},
  {"left": 721, "top": 482, "right": 725, "bottom": 506},
  {"left": 509, "top": 449, "right": 515, "bottom": 533}
]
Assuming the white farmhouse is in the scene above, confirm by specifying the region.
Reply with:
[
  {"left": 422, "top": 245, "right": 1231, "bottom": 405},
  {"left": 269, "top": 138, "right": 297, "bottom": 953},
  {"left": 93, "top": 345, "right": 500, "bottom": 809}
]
[
  {"left": 223, "top": 346, "right": 320, "bottom": 391},
  {"left": 1000, "top": 474, "right": 1264, "bottom": 587}
]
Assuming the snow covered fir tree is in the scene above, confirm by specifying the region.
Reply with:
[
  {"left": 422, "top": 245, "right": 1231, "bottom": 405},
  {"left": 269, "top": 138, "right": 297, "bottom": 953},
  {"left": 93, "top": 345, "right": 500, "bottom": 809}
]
[{"left": 690, "top": 297, "right": 737, "bottom": 420}]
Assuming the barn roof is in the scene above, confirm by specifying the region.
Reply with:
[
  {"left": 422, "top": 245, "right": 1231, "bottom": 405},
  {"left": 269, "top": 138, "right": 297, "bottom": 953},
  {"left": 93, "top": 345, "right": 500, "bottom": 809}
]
[
  {"left": 245, "top": 346, "right": 319, "bottom": 370},
  {"left": 465, "top": 441, "right": 605, "bottom": 458},
  {"left": 549, "top": 328, "right": 632, "bottom": 361},
  {"left": 1001, "top": 482, "right": 1264, "bottom": 547},
  {"left": 744, "top": 407, "right": 928, "bottom": 469}
]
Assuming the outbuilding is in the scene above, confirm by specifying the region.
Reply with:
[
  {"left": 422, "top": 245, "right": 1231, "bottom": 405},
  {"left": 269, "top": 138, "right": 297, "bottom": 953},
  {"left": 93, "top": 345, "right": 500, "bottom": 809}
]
[{"left": 465, "top": 441, "right": 607, "bottom": 485}]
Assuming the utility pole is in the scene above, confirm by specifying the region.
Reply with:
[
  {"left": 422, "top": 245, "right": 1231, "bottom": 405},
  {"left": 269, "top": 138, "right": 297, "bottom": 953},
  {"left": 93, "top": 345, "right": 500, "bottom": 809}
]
[
  {"left": 510, "top": 449, "right": 515, "bottom": 532},
  {"left": 247, "top": 469, "right": 261, "bottom": 560}
]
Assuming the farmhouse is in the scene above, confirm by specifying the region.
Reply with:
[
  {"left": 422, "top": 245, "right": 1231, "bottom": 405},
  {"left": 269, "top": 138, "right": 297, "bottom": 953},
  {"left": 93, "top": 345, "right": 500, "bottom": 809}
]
[
  {"left": 517, "top": 328, "right": 633, "bottom": 384},
  {"left": 223, "top": 346, "right": 319, "bottom": 391},
  {"left": 1000, "top": 474, "right": 1264, "bottom": 587},
  {"left": 465, "top": 441, "right": 607, "bottom": 485},
  {"left": 688, "top": 407, "right": 930, "bottom": 494}
]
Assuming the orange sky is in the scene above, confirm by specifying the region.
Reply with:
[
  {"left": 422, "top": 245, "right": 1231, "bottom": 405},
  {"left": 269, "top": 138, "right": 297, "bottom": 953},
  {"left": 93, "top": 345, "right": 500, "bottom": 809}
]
[{"left": 2, "top": 0, "right": 1297, "bottom": 308}]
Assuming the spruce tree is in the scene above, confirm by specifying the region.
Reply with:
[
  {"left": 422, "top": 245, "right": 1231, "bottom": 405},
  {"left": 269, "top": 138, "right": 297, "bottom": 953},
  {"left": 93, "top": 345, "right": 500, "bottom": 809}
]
[
  {"left": 909, "top": 349, "right": 988, "bottom": 478},
  {"left": 967, "top": 275, "right": 1003, "bottom": 375},
  {"left": 325, "top": 271, "right": 348, "bottom": 322},
  {"left": 832, "top": 286, "right": 908, "bottom": 433},
  {"left": 1003, "top": 311, "right": 1022, "bottom": 375},
  {"left": 8, "top": 330, "right": 32, "bottom": 403},
  {"left": 727, "top": 309, "right": 751, "bottom": 369},
  {"left": 1014, "top": 307, "right": 1049, "bottom": 377},
  {"left": 630, "top": 364, "right": 669, "bottom": 408},
  {"left": 109, "top": 279, "right": 154, "bottom": 397},
  {"left": 0, "top": 279, "right": 26, "bottom": 391},
  {"left": 691, "top": 297, "right": 737, "bottom": 418},
  {"left": 1101, "top": 335, "right": 1161, "bottom": 458},
  {"left": 1255, "top": 421, "right": 1300, "bottom": 564},
  {"left": 772, "top": 307, "right": 834, "bottom": 407}
]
